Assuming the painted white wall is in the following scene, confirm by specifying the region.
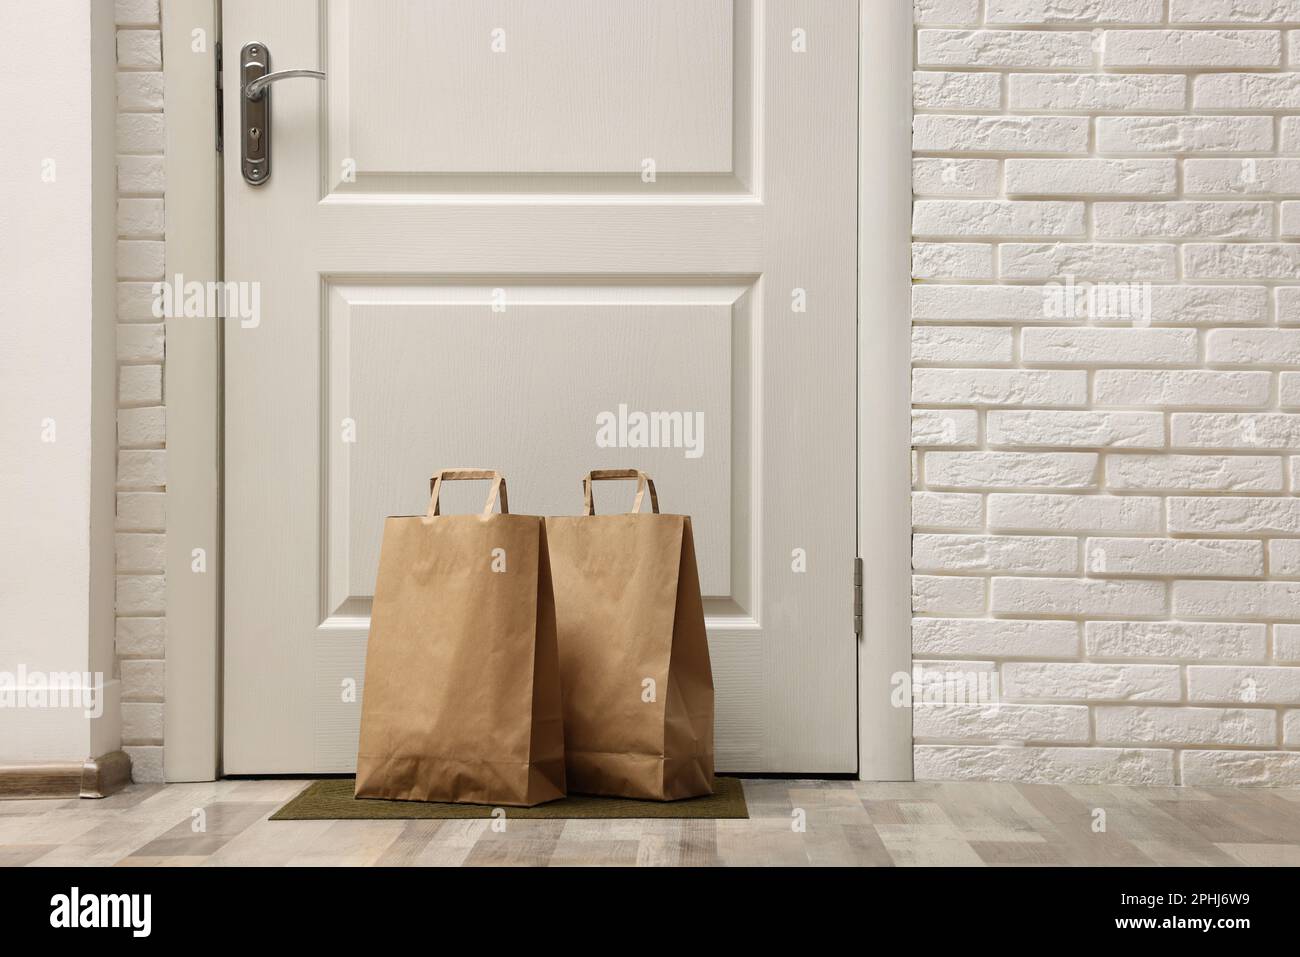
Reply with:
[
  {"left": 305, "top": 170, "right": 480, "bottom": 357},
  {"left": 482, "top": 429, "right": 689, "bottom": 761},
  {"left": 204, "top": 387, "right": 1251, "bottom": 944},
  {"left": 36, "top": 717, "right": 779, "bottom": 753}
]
[{"left": 0, "top": 0, "right": 120, "bottom": 763}]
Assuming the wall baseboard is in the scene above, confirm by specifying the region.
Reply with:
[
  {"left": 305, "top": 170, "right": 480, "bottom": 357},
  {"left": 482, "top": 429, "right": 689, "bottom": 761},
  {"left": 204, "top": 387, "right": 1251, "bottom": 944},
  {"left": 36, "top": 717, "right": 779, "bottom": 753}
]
[{"left": 0, "top": 750, "right": 132, "bottom": 800}]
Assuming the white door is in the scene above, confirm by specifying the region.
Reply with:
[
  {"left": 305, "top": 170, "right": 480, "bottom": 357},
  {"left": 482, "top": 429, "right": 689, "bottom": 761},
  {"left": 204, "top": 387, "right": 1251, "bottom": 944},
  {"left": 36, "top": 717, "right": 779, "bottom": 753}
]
[{"left": 222, "top": 0, "right": 858, "bottom": 774}]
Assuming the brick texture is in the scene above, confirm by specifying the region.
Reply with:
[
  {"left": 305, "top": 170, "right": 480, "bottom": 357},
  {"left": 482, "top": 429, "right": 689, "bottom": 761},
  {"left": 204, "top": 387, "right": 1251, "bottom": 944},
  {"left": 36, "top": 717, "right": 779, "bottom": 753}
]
[
  {"left": 114, "top": 0, "right": 165, "bottom": 781},
  {"left": 912, "top": 0, "right": 1300, "bottom": 786}
]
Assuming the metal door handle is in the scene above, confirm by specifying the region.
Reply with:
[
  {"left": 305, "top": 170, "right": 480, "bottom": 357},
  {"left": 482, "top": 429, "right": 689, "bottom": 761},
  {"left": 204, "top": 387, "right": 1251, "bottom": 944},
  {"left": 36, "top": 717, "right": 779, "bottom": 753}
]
[
  {"left": 239, "top": 42, "right": 325, "bottom": 186},
  {"left": 245, "top": 69, "right": 326, "bottom": 101}
]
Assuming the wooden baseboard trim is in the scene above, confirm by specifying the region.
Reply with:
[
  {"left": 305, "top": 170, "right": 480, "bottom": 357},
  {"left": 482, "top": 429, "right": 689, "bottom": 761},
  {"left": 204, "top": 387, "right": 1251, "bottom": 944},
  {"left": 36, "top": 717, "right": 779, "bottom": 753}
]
[{"left": 0, "top": 750, "right": 132, "bottom": 800}]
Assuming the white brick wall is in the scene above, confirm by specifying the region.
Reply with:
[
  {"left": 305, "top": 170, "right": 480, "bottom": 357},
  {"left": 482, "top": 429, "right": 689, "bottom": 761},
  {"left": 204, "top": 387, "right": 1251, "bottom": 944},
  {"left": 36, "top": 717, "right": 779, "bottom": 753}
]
[
  {"left": 912, "top": 0, "right": 1300, "bottom": 786},
  {"left": 114, "top": 0, "right": 164, "bottom": 781}
]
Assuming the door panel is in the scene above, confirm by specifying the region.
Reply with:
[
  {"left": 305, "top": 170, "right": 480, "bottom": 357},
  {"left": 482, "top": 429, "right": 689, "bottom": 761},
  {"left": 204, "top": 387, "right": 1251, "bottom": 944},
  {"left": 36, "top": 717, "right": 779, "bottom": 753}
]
[{"left": 223, "top": 0, "right": 858, "bottom": 774}]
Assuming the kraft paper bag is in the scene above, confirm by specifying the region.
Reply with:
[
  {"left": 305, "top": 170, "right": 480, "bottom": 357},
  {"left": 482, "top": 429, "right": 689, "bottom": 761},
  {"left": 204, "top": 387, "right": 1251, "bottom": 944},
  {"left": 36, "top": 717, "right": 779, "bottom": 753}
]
[
  {"left": 546, "top": 469, "right": 714, "bottom": 801},
  {"left": 355, "top": 469, "right": 566, "bottom": 807}
]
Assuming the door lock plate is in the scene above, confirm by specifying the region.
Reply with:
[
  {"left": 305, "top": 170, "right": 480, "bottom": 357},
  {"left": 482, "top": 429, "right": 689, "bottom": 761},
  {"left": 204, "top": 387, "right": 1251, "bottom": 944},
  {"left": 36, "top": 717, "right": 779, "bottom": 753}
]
[{"left": 240, "top": 42, "right": 271, "bottom": 185}]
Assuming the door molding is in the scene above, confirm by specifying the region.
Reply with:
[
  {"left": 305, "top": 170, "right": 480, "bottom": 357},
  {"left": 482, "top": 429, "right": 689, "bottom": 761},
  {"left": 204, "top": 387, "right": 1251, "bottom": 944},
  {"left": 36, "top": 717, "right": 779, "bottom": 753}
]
[{"left": 161, "top": 0, "right": 914, "bottom": 782}]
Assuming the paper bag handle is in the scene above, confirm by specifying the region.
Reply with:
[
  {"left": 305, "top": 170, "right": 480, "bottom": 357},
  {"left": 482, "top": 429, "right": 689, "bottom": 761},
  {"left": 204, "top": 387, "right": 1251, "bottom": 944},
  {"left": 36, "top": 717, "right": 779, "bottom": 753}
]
[
  {"left": 427, "top": 468, "right": 508, "bottom": 517},
  {"left": 582, "top": 469, "right": 659, "bottom": 516}
]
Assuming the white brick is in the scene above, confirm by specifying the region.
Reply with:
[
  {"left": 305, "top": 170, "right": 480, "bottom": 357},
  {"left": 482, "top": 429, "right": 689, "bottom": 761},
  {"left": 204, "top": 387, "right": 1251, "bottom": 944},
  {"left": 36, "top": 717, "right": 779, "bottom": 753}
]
[
  {"left": 1022, "top": 328, "right": 1197, "bottom": 365},
  {"left": 991, "top": 577, "right": 1167, "bottom": 616},
  {"left": 987, "top": 0, "right": 1164, "bottom": 22},
  {"left": 1095, "top": 371, "right": 1271, "bottom": 408},
  {"left": 117, "top": 324, "right": 163, "bottom": 362},
  {"left": 116, "top": 113, "right": 165, "bottom": 154},
  {"left": 124, "top": 746, "right": 164, "bottom": 784},
  {"left": 913, "top": 200, "right": 1085, "bottom": 238},
  {"left": 913, "top": 534, "right": 1079, "bottom": 574},
  {"left": 915, "top": 745, "right": 1175, "bottom": 785},
  {"left": 1087, "top": 537, "right": 1264, "bottom": 577},
  {"left": 912, "top": 491, "right": 983, "bottom": 529},
  {"left": 1276, "top": 624, "right": 1300, "bottom": 661},
  {"left": 989, "top": 493, "right": 1162, "bottom": 532},
  {"left": 1177, "top": 581, "right": 1300, "bottom": 620},
  {"left": 1096, "top": 706, "right": 1276, "bottom": 745},
  {"left": 1209, "top": 329, "right": 1300, "bottom": 366},
  {"left": 913, "top": 71, "right": 1001, "bottom": 110},
  {"left": 1269, "top": 539, "right": 1300, "bottom": 575},
  {"left": 1170, "top": 496, "right": 1300, "bottom": 534},
  {"left": 912, "top": 368, "right": 1087, "bottom": 406},
  {"left": 117, "top": 155, "right": 164, "bottom": 194},
  {"left": 121, "top": 659, "right": 165, "bottom": 701},
  {"left": 116, "top": 72, "right": 163, "bottom": 112},
  {"left": 913, "top": 284, "right": 1060, "bottom": 323},
  {"left": 1181, "top": 750, "right": 1300, "bottom": 787},
  {"left": 912, "top": 243, "right": 994, "bottom": 280},
  {"left": 116, "top": 575, "right": 164, "bottom": 616},
  {"left": 116, "top": 0, "right": 160, "bottom": 27},
  {"left": 1188, "top": 665, "right": 1300, "bottom": 702},
  {"left": 1086, "top": 620, "right": 1267, "bottom": 660},
  {"left": 914, "top": 703, "right": 1090, "bottom": 742},
  {"left": 116, "top": 492, "right": 165, "bottom": 531},
  {"left": 1001, "top": 243, "right": 1177, "bottom": 280},
  {"left": 1097, "top": 116, "right": 1273, "bottom": 153},
  {"left": 913, "top": 0, "right": 981, "bottom": 25},
  {"left": 913, "top": 618, "right": 1080, "bottom": 657},
  {"left": 1280, "top": 288, "right": 1300, "bottom": 324},
  {"left": 1094, "top": 201, "right": 1272, "bottom": 240},
  {"left": 1186, "top": 158, "right": 1300, "bottom": 194},
  {"left": 1195, "top": 72, "right": 1300, "bottom": 108},
  {"left": 1126, "top": 286, "right": 1267, "bottom": 325},
  {"left": 1281, "top": 201, "right": 1300, "bottom": 237},
  {"left": 1106, "top": 454, "right": 1284, "bottom": 491},
  {"left": 116, "top": 198, "right": 164, "bottom": 237},
  {"left": 116, "top": 240, "right": 164, "bottom": 281},
  {"left": 911, "top": 409, "right": 979, "bottom": 446},
  {"left": 912, "top": 158, "right": 1000, "bottom": 196},
  {"left": 1286, "top": 710, "right": 1300, "bottom": 745},
  {"left": 1186, "top": 244, "right": 1300, "bottom": 280},
  {"left": 1104, "top": 30, "right": 1282, "bottom": 68},
  {"left": 117, "top": 407, "right": 166, "bottom": 447},
  {"left": 1171, "top": 0, "right": 1300, "bottom": 24},
  {"left": 912, "top": 575, "right": 986, "bottom": 614},
  {"left": 1283, "top": 115, "right": 1300, "bottom": 151},
  {"left": 1281, "top": 373, "right": 1300, "bottom": 407},
  {"left": 988, "top": 410, "right": 1165, "bottom": 448},
  {"left": 1173, "top": 412, "right": 1300, "bottom": 450},
  {"left": 116, "top": 617, "right": 165, "bottom": 658},
  {"left": 925, "top": 451, "right": 1099, "bottom": 489},
  {"left": 1003, "top": 662, "right": 1181, "bottom": 701},
  {"left": 1008, "top": 74, "right": 1186, "bottom": 112},
  {"left": 118, "top": 364, "right": 162, "bottom": 406},
  {"left": 121, "top": 702, "right": 163, "bottom": 743},
  {"left": 917, "top": 30, "right": 1094, "bottom": 68},
  {"left": 114, "top": 533, "right": 164, "bottom": 574},
  {"left": 914, "top": 115, "right": 1089, "bottom": 153},
  {"left": 912, "top": 325, "right": 1014, "bottom": 364},
  {"left": 117, "top": 29, "right": 162, "bottom": 69},
  {"left": 117, "top": 450, "right": 166, "bottom": 488},
  {"left": 1005, "top": 158, "right": 1176, "bottom": 196}
]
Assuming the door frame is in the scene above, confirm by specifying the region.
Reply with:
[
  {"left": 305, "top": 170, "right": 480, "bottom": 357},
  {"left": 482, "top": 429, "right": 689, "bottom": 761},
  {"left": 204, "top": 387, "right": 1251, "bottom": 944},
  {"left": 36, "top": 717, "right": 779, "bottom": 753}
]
[{"left": 159, "top": 0, "right": 913, "bottom": 782}]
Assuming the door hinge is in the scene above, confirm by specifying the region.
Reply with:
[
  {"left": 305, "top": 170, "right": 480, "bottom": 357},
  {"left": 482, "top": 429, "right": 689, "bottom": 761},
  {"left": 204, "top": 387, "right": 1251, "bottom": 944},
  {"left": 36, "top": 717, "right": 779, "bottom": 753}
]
[
  {"left": 853, "top": 556, "right": 863, "bottom": 637},
  {"left": 215, "top": 41, "right": 224, "bottom": 153}
]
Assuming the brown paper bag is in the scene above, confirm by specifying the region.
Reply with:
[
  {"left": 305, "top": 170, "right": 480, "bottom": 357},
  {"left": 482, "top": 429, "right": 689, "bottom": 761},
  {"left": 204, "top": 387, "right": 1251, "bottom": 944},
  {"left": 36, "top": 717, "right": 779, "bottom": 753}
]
[
  {"left": 355, "top": 469, "right": 566, "bottom": 807},
  {"left": 546, "top": 469, "right": 714, "bottom": 800}
]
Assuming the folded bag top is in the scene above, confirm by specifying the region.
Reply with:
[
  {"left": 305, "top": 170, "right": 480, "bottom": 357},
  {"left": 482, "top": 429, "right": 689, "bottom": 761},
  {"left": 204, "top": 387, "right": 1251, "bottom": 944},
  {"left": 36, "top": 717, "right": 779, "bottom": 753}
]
[
  {"left": 355, "top": 468, "right": 566, "bottom": 807},
  {"left": 546, "top": 469, "right": 715, "bottom": 801}
]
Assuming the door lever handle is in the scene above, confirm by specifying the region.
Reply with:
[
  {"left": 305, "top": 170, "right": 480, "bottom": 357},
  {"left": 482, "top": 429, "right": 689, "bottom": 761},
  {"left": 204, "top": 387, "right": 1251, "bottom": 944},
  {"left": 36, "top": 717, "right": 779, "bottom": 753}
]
[
  {"left": 244, "top": 68, "right": 327, "bottom": 101},
  {"left": 239, "top": 42, "right": 325, "bottom": 186}
]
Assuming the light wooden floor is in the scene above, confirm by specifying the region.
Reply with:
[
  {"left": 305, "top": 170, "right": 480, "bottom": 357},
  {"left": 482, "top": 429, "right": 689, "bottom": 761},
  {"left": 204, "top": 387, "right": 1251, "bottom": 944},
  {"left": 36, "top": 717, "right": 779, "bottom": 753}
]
[{"left": 2, "top": 778, "right": 1298, "bottom": 866}]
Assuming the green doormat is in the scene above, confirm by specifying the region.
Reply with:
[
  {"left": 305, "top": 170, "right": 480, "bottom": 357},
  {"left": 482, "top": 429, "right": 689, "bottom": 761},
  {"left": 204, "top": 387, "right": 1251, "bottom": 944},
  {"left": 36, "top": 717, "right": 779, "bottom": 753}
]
[{"left": 271, "top": 777, "right": 748, "bottom": 820}]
